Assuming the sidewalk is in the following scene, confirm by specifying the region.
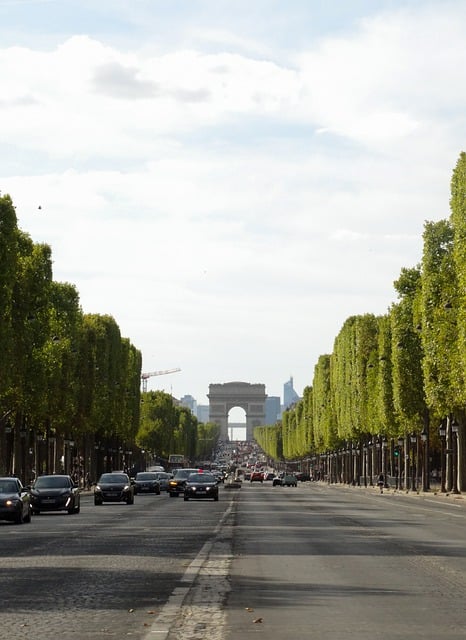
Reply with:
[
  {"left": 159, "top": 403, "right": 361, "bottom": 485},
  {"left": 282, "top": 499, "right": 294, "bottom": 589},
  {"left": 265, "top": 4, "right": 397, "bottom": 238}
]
[{"left": 320, "top": 480, "right": 466, "bottom": 505}]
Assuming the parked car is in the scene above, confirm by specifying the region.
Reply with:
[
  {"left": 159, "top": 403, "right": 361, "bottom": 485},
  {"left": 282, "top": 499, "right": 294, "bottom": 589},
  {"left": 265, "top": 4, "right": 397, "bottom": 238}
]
[
  {"left": 168, "top": 468, "right": 200, "bottom": 497},
  {"left": 250, "top": 471, "right": 263, "bottom": 483},
  {"left": 184, "top": 472, "right": 219, "bottom": 501},
  {"left": 133, "top": 472, "right": 161, "bottom": 495},
  {"left": 29, "top": 474, "right": 80, "bottom": 515},
  {"left": 94, "top": 472, "right": 134, "bottom": 505},
  {"left": 282, "top": 474, "right": 298, "bottom": 487},
  {"left": 0, "top": 477, "right": 32, "bottom": 524}
]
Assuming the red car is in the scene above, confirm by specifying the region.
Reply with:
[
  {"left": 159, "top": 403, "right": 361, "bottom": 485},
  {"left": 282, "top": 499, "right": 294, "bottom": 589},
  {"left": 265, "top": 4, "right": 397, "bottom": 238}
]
[{"left": 250, "top": 471, "right": 263, "bottom": 483}]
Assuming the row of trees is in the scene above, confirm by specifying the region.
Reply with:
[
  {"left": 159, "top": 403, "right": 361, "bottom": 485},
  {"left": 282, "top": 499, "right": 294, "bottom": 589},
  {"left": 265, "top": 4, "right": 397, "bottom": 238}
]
[
  {"left": 0, "top": 193, "right": 221, "bottom": 482},
  {"left": 0, "top": 193, "right": 142, "bottom": 482},
  {"left": 138, "top": 390, "right": 221, "bottom": 464},
  {"left": 255, "top": 152, "right": 466, "bottom": 492}
]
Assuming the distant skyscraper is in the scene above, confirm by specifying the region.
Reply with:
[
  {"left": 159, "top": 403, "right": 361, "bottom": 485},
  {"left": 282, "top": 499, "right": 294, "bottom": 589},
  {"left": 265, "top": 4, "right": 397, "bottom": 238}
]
[
  {"left": 180, "top": 395, "right": 197, "bottom": 416},
  {"left": 283, "top": 376, "right": 300, "bottom": 409}
]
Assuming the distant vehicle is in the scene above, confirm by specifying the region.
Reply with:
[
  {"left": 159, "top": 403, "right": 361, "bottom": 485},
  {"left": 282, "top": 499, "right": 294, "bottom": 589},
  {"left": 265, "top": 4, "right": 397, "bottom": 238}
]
[
  {"left": 148, "top": 465, "right": 165, "bottom": 473},
  {"left": 184, "top": 473, "right": 219, "bottom": 501},
  {"left": 282, "top": 474, "right": 298, "bottom": 487},
  {"left": 133, "top": 472, "right": 161, "bottom": 495},
  {"left": 94, "top": 472, "right": 134, "bottom": 505},
  {"left": 168, "top": 468, "right": 199, "bottom": 497},
  {"left": 250, "top": 471, "right": 263, "bottom": 483},
  {"left": 29, "top": 474, "right": 80, "bottom": 515},
  {"left": 0, "top": 477, "right": 32, "bottom": 524},
  {"left": 167, "top": 454, "right": 186, "bottom": 473},
  {"left": 152, "top": 471, "right": 173, "bottom": 491}
]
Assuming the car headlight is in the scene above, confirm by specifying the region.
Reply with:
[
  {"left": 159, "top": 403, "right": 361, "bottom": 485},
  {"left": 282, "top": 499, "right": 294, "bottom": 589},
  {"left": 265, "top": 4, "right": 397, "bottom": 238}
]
[
  {"left": 95, "top": 485, "right": 102, "bottom": 492},
  {"left": 124, "top": 485, "right": 130, "bottom": 491},
  {"left": 6, "top": 499, "right": 18, "bottom": 507},
  {"left": 169, "top": 481, "right": 177, "bottom": 487}
]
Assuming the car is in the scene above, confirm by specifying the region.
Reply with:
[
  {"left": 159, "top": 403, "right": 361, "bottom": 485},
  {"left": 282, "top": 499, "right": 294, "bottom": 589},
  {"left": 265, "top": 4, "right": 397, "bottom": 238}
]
[
  {"left": 184, "top": 472, "right": 219, "bottom": 501},
  {"left": 168, "top": 468, "right": 200, "bottom": 497},
  {"left": 133, "top": 472, "right": 161, "bottom": 495},
  {"left": 272, "top": 476, "right": 282, "bottom": 486},
  {"left": 94, "top": 472, "right": 134, "bottom": 505},
  {"left": 29, "top": 474, "right": 80, "bottom": 515},
  {"left": 282, "top": 474, "right": 298, "bottom": 487},
  {"left": 0, "top": 477, "right": 32, "bottom": 524},
  {"left": 153, "top": 471, "right": 173, "bottom": 491},
  {"left": 250, "top": 471, "right": 263, "bottom": 483}
]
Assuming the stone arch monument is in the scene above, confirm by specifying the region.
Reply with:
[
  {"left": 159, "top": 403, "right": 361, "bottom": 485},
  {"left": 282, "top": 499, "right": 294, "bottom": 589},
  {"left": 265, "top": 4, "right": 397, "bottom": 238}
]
[{"left": 208, "top": 382, "right": 267, "bottom": 441}]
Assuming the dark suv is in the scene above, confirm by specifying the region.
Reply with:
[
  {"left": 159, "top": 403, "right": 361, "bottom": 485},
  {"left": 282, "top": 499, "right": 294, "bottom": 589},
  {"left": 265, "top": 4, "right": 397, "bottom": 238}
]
[{"left": 94, "top": 472, "right": 134, "bottom": 505}]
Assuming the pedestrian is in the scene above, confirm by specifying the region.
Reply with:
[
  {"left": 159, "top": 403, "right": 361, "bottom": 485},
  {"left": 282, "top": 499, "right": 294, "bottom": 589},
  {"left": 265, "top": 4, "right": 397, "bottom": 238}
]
[{"left": 377, "top": 473, "right": 384, "bottom": 494}]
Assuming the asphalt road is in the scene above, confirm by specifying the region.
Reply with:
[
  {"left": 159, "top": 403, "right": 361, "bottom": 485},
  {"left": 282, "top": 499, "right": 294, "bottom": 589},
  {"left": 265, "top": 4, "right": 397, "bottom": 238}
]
[
  {"left": 0, "top": 487, "right": 234, "bottom": 640},
  {"left": 226, "top": 482, "right": 466, "bottom": 640},
  {"left": 2, "top": 482, "right": 466, "bottom": 640}
]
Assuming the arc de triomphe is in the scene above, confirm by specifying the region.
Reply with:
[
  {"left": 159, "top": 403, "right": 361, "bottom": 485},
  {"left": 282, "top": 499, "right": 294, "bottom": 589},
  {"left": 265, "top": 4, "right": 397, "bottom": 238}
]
[{"left": 207, "top": 382, "right": 267, "bottom": 441}]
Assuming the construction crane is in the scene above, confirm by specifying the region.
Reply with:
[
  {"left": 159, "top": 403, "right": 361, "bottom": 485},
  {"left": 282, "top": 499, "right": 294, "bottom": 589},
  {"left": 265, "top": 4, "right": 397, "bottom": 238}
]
[{"left": 141, "top": 368, "right": 181, "bottom": 393}]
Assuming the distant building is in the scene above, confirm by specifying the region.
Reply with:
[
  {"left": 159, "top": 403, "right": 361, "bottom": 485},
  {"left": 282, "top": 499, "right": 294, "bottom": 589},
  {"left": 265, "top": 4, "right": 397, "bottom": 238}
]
[
  {"left": 180, "top": 395, "right": 197, "bottom": 416},
  {"left": 197, "top": 405, "right": 210, "bottom": 423},
  {"left": 283, "top": 376, "right": 300, "bottom": 409},
  {"left": 265, "top": 396, "right": 281, "bottom": 424}
]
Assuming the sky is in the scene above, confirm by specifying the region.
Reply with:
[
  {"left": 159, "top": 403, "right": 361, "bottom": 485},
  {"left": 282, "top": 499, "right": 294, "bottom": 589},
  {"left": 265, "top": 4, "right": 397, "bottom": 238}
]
[{"left": 1, "top": 0, "right": 465, "bottom": 421}]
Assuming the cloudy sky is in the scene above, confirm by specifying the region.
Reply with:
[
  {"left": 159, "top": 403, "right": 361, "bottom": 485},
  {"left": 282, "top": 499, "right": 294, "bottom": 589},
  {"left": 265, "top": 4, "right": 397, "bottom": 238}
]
[{"left": 1, "top": 1, "right": 465, "bottom": 418}]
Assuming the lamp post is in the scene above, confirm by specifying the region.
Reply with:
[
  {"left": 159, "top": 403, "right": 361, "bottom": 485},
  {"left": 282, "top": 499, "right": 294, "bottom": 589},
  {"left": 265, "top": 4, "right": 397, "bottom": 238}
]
[
  {"left": 439, "top": 422, "right": 446, "bottom": 493},
  {"left": 451, "top": 419, "right": 460, "bottom": 494},
  {"left": 420, "top": 427, "right": 428, "bottom": 492},
  {"left": 397, "top": 437, "right": 404, "bottom": 490},
  {"left": 410, "top": 433, "right": 417, "bottom": 491}
]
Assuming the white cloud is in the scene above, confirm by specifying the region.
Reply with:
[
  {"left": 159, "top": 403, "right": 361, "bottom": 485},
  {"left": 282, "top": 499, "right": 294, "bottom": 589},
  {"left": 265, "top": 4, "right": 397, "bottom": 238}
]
[{"left": 1, "top": 2, "right": 465, "bottom": 405}]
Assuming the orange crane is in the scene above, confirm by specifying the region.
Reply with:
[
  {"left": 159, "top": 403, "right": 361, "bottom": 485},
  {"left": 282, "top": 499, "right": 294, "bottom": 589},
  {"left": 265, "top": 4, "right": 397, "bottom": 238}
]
[{"left": 141, "top": 368, "right": 181, "bottom": 392}]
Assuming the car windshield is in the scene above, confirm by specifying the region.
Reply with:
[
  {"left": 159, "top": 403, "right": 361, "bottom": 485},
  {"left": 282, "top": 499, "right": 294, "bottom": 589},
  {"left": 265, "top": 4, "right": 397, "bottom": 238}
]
[
  {"left": 187, "top": 474, "right": 216, "bottom": 484},
  {"left": 135, "top": 473, "right": 157, "bottom": 481},
  {"left": 99, "top": 474, "right": 128, "bottom": 483},
  {"left": 35, "top": 476, "right": 70, "bottom": 489},
  {"left": 0, "top": 480, "right": 19, "bottom": 493}
]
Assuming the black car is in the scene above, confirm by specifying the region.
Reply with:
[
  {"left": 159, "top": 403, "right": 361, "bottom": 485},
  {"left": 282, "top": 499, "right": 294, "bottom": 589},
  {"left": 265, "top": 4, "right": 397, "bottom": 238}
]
[
  {"left": 94, "top": 472, "right": 134, "bottom": 505},
  {"left": 0, "top": 477, "right": 32, "bottom": 524},
  {"left": 168, "top": 468, "right": 200, "bottom": 497},
  {"left": 29, "top": 474, "right": 80, "bottom": 515},
  {"left": 184, "top": 472, "right": 219, "bottom": 501},
  {"left": 133, "top": 472, "right": 161, "bottom": 495}
]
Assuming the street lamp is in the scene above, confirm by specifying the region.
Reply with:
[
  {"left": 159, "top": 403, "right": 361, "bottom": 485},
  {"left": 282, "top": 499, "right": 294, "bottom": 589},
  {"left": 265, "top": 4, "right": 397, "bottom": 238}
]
[
  {"left": 439, "top": 422, "right": 446, "bottom": 493},
  {"left": 420, "top": 426, "right": 428, "bottom": 492},
  {"left": 397, "top": 436, "right": 404, "bottom": 490},
  {"left": 451, "top": 418, "right": 460, "bottom": 494},
  {"left": 410, "top": 433, "right": 417, "bottom": 491}
]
